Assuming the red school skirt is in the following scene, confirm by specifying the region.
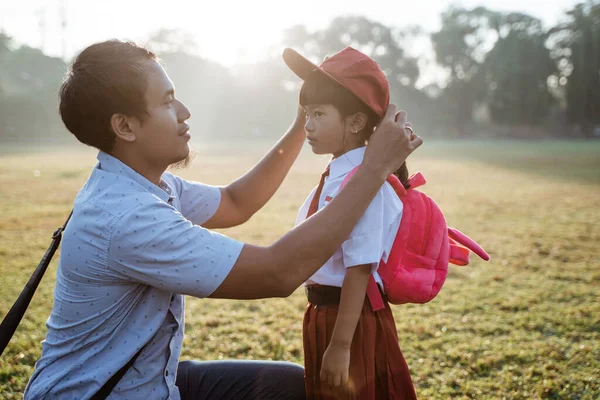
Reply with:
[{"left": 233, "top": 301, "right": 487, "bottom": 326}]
[{"left": 303, "top": 285, "right": 417, "bottom": 400}]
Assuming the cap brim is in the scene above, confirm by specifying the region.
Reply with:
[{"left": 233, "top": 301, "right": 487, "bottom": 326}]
[
  {"left": 283, "top": 47, "right": 388, "bottom": 118},
  {"left": 282, "top": 48, "right": 322, "bottom": 80}
]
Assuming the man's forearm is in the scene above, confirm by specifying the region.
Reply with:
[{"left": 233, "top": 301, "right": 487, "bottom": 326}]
[
  {"left": 225, "top": 120, "right": 305, "bottom": 219},
  {"left": 209, "top": 165, "right": 384, "bottom": 300}
]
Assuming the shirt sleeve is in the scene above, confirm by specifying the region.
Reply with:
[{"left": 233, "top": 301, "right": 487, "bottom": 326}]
[
  {"left": 341, "top": 182, "right": 402, "bottom": 270},
  {"left": 108, "top": 197, "right": 243, "bottom": 298},
  {"left": 164, "top": 173, "right": 222, "bottom": 225}
]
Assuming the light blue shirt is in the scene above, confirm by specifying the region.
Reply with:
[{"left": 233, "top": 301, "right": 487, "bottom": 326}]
[{"left": 25, "top": 152, "right": 244, "bottom": 399}]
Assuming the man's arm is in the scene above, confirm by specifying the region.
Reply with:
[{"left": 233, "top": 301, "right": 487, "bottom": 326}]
[
  {"left": 209, "top": 106, "right": 422, "bottom": 299},
  {"left": 203, "top": 108, "right": 306, "bottom": 229}
]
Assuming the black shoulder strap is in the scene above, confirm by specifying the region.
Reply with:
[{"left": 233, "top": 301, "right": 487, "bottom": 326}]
[
  {"left": 0, "top": 211, "right": 148, "bottom": 398},
  {"left": 0, "top": 211, "right": 72, "bottom": 356},
  {"left": 90, "top": 345, "right": 145, "bottom": 399}
]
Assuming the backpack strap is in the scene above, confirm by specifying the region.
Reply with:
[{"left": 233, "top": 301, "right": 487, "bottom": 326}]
[
  {"left": 449, "top": 237, "right": 471, "bottom": 266},
  {"left": 339, "top": 166, "right": 360, "bottom": 189},
  {"left": 383, "top": 174, "right": 406, "bottom": 197},
  {"left": 339, "top": 166, "right": 427, "bottom": 196},
  {"left": 339, "top": 165, "right": 411, "bottom": 193},
  {"left": 90, "top": 345, "right": 145, "bottom": 399},
  {"left": 0, "top": 211, "right": 72, "bottom": 356},
  {"left": 406, "top": 172, "right": 427, "bottom": 190},
  {"left": 367, "top": 276, "right": 386, "bottom": 312},
  {"left": 384, "top": 171, "right": 427, "bottom": 197},
  {"left": 447, "top": 227, "right": 490, "bottom": 262}
]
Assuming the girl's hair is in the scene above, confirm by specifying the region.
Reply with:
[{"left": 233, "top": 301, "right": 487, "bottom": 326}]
[{"left": 300, "top": 72, "right": 409, "bottom": 189}]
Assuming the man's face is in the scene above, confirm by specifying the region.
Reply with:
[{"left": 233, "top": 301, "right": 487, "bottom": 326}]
[{"left": 133, "top": 60, "right": 191, "bottom": 169}]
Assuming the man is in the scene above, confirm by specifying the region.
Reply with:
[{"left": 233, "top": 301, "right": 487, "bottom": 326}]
[{"left": 24, "top": 40, "right": 422, "bottom": 399}]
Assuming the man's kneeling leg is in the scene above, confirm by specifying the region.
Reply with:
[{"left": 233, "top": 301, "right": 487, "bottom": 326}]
[{"left": 176, "top": 360, "right": 306, "bottom": 400}]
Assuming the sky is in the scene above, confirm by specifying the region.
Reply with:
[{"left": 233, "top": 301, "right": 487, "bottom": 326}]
[
  {"left": 0, "top": 0, "right": 581, "bottom": 83},
  {"left": 0, "top": 0, "right": 580, "bottom": 63}
]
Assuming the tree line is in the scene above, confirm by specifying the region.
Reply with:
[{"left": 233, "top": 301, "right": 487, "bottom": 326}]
[{"left": 0, "top": 2, "right": 598, "bottom": 145}]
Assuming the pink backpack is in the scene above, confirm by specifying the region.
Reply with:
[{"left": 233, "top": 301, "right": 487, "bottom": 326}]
[{"left": 340, "top": 167, "right": 490, "bottom": 311}]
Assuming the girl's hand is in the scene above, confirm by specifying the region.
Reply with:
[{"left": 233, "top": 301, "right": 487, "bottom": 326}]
[{"left": 320, "top": 342, "right": 351, "bottom": 389}]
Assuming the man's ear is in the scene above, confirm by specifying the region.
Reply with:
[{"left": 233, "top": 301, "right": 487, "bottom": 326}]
[
  {"left": 110, "top": 114, "right": 137, "bottom": 143},
  {"left": 348, "top": 112, "right": 368, "bottom": 134}
]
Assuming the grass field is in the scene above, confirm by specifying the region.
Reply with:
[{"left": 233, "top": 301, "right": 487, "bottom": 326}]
[{"left": 1, "top": 139, "right": 599, "bottom": 399}]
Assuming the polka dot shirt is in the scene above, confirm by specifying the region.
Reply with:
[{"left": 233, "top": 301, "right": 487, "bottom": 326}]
[{"left": 25, "top": 151, "right": 243, "bottom": 399}]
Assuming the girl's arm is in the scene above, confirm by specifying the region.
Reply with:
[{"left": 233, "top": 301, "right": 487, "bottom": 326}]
[
  {"left": 320, "top": 264, "right": 372, "bottom": 388},
  {"left": 203, "top": 107, "right": 306, "bottom": 229}
]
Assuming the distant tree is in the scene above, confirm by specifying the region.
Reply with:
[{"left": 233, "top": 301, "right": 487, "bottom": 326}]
[
  {"left": 550, "top": 1, "right": 600, "bottom": 136},
  {"left": 0, "top": 32, "right": 10, "bottom": 62},
  {"left": 431, "top": 6, "right": 491, "bottom": 134},
  {"left": 0, "top": 43, "right": 66, "bottom": 143},
  {"left": 0, "top": 32, "right": 13, "bottom": 95},
  {"left": 481, "top": 13, "right": 556, "bottom": 125},
  {"left": 1, "top": 45, "right": 65, "bottom": 96}
]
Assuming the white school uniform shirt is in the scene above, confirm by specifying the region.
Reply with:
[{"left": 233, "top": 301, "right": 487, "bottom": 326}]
[{"left": 294, "top": 147, "right": 403, "bottom": 288}]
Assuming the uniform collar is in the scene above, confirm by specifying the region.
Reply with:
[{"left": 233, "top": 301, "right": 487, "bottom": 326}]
[{"left": 328, "top": 146, "right": 366, "bottom": 180}]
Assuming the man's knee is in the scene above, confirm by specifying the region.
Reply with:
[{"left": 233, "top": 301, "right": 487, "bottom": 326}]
[
  {"left": 263, "top": 361, "right": 304, "bottom": 379},
  {"left": 254, "top": 361, "right": 305, "bottom": 399},
  {"left": 176, "top": 360, "right": 306, "bottom": 400}
]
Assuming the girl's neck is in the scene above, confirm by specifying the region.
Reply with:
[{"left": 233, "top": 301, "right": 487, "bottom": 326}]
[{"left": 331, "top": 142, "right": 365, "bottom": 159}]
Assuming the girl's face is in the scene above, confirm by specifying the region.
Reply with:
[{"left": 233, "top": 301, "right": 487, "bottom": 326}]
[{"left": 303, "top": 104, "right": 359, "bottom": 158}]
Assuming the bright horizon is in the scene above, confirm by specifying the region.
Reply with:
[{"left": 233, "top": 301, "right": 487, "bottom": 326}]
[{"left": 0, "top": 0, "right": 581, "bottom": 86}]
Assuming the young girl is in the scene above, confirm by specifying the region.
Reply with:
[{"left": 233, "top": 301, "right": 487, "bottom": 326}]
[{"left": 284, "top": 47, "right": 418, "bottom": 399}]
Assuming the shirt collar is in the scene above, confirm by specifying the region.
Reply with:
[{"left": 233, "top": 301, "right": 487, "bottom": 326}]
[
  {"left": 96, "top": 151, "right": 174, "bottom": 203},
  {"left": 328, "top": 147, "right": 366, "bottom": 180}
]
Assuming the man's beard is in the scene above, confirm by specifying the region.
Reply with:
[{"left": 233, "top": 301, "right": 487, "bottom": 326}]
[{"left": 168, "top": 151, "right": 196, "bottom": 171}]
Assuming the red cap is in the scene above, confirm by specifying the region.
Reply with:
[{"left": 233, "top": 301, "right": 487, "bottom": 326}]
[{"left": 283, "top": 46, "right": 390, "bottom": 118}]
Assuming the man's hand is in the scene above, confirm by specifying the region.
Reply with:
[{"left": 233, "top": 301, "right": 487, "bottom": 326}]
[
  {"left": 363, "top": 105, "right": 423, "bottom": 180},
  {"left": 320, "top": 342, "right": 352, "bottom": 390},
  {"left": 291, "top": 105, "right": 307, "bottom": 134}
]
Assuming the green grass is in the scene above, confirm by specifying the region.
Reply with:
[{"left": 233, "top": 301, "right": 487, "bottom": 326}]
[{"left": 1, "top": 140, "right": 599, "bottom": 399}]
